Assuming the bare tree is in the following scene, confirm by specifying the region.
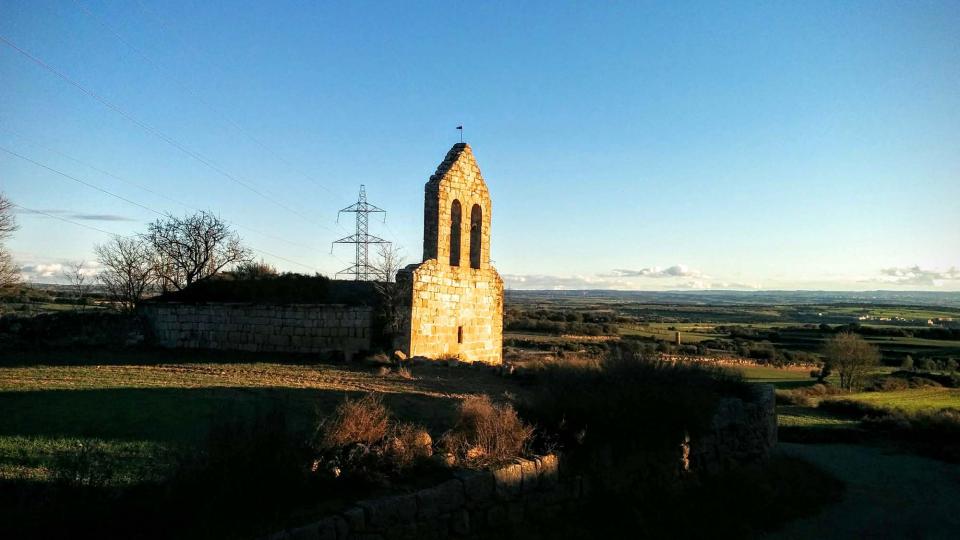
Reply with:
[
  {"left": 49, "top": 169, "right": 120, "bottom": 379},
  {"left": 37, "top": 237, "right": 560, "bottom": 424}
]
[
  {"left": 373, "top": 243, "right": 408, "bottom": 345},
  {"left": 372, "top": 243, "right": 405, "bottom": 283},
  {"left": 0, "top": 193, "right": 20, "bottom": 289},
  {"left": 95, "top": 237, "right": 156, "bottom": 311},
  {"left": 62, "top": 261, "right": 91, "bottom": 307},
  {"left": 821, "top": 332, "right": 880, "bottom": 390},
  {"left": 144, "top": 211, "right": 252, "bottom": 291}
]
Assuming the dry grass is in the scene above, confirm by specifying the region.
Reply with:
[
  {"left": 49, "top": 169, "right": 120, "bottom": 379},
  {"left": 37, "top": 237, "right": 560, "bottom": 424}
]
[
  {"left": 317, "top": 394, "right": 390, "bottom": 449},
  {"left": 395, "top": 365, "right": 414, "bottom": 380},
  {"left": 441, "top": 395, "right": 533, "bottom": 466}
]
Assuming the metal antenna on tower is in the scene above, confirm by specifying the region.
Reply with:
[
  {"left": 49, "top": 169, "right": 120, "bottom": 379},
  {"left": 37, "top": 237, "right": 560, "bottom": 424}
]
[{"left": 332, "top": 185, "right": 390, "bottom": 280}]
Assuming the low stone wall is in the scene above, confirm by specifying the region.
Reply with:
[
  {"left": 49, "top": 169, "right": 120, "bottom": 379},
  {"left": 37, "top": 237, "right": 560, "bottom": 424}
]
[
  {"left": 267, "top": 385, "right": 777, "bottom": 540},
  {"left": 139, "top": 302, "right": 375, "bottom": 355},
  {"left": 688, "top": 384, "right": 778, "bottom": 474},
  {"left": 269, "top": 455, "right": 579, "bottom": 540},
  {"left": 0, "top": 311, "right": 145, "bottom": 352}
]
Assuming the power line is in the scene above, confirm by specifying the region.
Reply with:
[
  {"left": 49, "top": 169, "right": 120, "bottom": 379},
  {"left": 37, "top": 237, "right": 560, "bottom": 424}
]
[
  {"left": 1, "top": 146, "right": 327, "bottom": 273},
  {"left": 0, "top": 33, "right": 336, "bottom": 234},
  {"left": 0, "top": 125, "right": 320, "bottom": 252},
  {"left": 0, "top": 145, "right": 163, "bottom": 217},
  {"left": 11, "top": 203, "right": 129, "bottom": 237},
  {"left": 118, "top": 0, "right": 343, "bottom": 198},
  {"left": 15, "top": 201, "right": 321, "bottom": 272},
  {"left": 0, "top": 124, "right": 194, "bottom": 212}
]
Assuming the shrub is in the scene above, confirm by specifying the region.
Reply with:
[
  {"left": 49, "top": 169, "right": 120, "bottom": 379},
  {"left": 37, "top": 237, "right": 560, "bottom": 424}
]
[
  {"left": 441, "top": 395, "right": 534, "bottom": 467},
  {"left": 317, "top": 394, "right": 391, "bottom": 449},
  {"left": 312, "top": 394, "right": 434, "bottom": 481},
  {"left": 775, "top": 389, "right": 814, "bottom": 407},
  {"left": 817, "top": 398, "right": 884, "bottom": 418},
  {"left": 520, "top": 348, "right": 751, "bottom": 484}
]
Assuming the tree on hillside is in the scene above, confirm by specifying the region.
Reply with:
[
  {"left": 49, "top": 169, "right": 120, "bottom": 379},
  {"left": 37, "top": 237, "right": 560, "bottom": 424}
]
[
  {"left": 0, "top": 193, "right": 20, "bottom": 289},
  {"left": 901, "top": 355, "right": 914, "bottom": 371},
  {"left": 95, "top": 237, "right": 157, "bottom": 312},
  {"left": 821, "top": 332, "right": 880, "bottom": 390},
  {"left": 62, "top": 260, "right": 91, "bottom": 307},
  {"left": 144, "top": 211, "right": 251, "bottom": 291}
]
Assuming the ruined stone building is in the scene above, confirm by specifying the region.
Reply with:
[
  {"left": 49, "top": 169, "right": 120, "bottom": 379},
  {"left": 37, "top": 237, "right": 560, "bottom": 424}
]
[
  {"left": 395, "top": 143, "right": 504, "bottom": 364},
  {"left": 140, "top": 143, "right": 503, "bottom": 364}
]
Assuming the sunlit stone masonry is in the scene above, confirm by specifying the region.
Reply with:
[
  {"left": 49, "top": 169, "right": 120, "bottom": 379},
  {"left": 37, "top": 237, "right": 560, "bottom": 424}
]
[{"left": 395, "top": 143, "right": 504, "bottom": 364}]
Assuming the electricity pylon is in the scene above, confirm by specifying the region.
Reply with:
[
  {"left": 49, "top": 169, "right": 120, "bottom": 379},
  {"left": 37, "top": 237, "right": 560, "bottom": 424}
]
[{"left": 332, "top": 185, "right": 390, "bottom": 280}]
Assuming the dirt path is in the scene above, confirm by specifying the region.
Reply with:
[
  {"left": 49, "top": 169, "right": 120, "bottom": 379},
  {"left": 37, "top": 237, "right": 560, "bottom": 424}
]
[{"left": 768, "top": 443, "right": 960, "bottom": 540}]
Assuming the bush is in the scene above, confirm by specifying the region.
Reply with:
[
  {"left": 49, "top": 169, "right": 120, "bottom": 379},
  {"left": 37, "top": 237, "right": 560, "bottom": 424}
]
[
  {"left": 312, "top": 394, "right": 434, "bottom": 482},
  {"left": 817, "top": 398, "right": 884, "bottom": 418},
  {"left": 775, "top": 389, "right": 815, "bottom": 407},
  {"left": 521, "top": 348, "right": 752, "bottom": 454},
  {"left": 441, "top": 395, "right": 533, "bottom": 467},
  {"left": 317, "top": 394, "right": 391, "bottom": 449}
]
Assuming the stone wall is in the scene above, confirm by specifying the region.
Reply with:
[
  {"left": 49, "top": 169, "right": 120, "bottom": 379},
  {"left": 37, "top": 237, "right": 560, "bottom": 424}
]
[
  {"left": 268, "top": 455, "right": 578, "bottom": 540},
  {"left": 396, "top": 262, "right": 503, "bottom": 365},
  {"left": 687, "top": 384, "right": 777, "bottom": 474},
  {"left": 0, "top": 311, "right": 144, "bottom": 352},
  {"left": 266, "top": 385, "right": 777, "bottom": 540},
  {"left": 139, "top": 303, "right": 374, "bottom": 355}
]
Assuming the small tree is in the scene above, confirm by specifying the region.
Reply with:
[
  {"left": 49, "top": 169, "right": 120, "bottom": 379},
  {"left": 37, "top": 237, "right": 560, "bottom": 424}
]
[
  {"left": 919, "top": 357, "right": 937, "bottom": 372},
  {"left": 821, "top": 332, "right": 880, "bottom": 390},
  {"left": 372, "top": 243, "right": 405, "bottom": 283},
  {"left": 901, "top": 355, "right": 914, "bottom": 371},
  {"left": 946, "top": 358, "right": 959, "bottom": 374},
  {"left": 95, "top": 237, "right": 157, "bottom": 312},
  {"left": 144, "top": 211, "right": 251, "bottom": 291},
  {"left": 0, "top": 193, "right": 20, "bottom": 290},
  {"left": 62, "top": 261, "right": 91, "bottom": 307},
  {"left": 372, "top": 244, "right": 407, "bottom": 346}
]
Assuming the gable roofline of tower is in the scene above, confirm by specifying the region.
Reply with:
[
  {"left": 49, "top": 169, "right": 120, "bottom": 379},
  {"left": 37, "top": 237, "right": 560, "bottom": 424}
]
[{"left": 425, "top": 143, "right": 490, "bottom": 195}]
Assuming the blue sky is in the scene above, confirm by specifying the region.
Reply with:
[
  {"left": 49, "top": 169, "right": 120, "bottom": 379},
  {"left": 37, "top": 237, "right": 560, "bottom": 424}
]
[{"left": 1, "top": 0, "right": 958, "bottom": 290}]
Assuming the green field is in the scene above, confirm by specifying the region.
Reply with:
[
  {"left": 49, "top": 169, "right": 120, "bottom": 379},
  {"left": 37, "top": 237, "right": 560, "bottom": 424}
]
[
  {"left": 737, "top": 363, "right": 959, "bottom": 433},
  {"left": 777, "top": 406, "right": 860, "bottom": 428},
  {"left": 0, "top": 354, "right": 519, "bottom": 484},
  {"left": 838, "top": 387, "right": 960, "bottom": 412}
]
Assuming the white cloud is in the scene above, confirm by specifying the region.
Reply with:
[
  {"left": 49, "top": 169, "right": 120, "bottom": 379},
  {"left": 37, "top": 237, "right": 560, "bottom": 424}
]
[
  {"left": 876, "top": 266, "right": 960, "bottom": 287},
  {"left": 676, "top": 280, "right": 763, "bottom": 290},
  {"left": 19, "top": 261, "right": 102, "bottom": 282},
  {"left": 503, "top": 273, "right": 632, "bottom": 290},
  {"left": 607, "top": 264, "right": 705, "bottom": 279}
]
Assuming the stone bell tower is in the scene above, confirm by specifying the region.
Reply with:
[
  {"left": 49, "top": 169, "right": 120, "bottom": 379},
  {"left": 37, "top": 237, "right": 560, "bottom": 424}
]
[{"left": 395, "top": 143, "right": 504, "bottom": 364}]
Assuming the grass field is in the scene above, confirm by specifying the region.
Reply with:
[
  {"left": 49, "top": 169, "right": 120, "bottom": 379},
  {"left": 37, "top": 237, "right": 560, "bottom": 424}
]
[
  {"left": 735, "top": 364, "right": 817, "bottom": 388},
  {"left": 776, "top": 406, "right": 860, "bottom": 428},
  {"left": 735, "top": 363, "right": 960, "bottom": 436},
  {"left": 0, "top": 353, "right": 519, "bottom": 484},
  {"left": 838, "top": 387, "right": 960, "bottom": 413}
]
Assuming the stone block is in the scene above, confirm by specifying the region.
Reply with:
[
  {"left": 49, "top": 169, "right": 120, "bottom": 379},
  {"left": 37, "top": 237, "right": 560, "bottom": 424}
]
[
  {"left": 358, "top": 493, "right": 418, "bottom": 529},
  {"left": 492, "top": 461, "right": 522, "bottom": 500},
  {"left": 416, "top": 479, "right": 465, "bottom": 519},
  {"left": 518, "top": 459, "right": 538, "bottom": 493}
]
